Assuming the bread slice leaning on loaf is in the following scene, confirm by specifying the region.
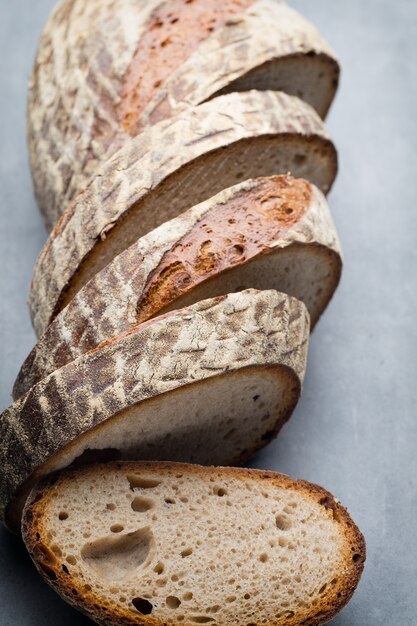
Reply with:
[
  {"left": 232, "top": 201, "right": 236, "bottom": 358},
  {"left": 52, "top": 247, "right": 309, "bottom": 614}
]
[
  {"left": 22, "top": 462, "right": 365, "bottom": 626},
  {"left": 29, "top": 0, "right": 340, "bottom": 228},
  {"left": 15, "top": 175, "right": 341, "bottom": 400},
  {"left": 1, "top": 289, "right": 309, "bottom": 531},
  {"left": 29, "top": 90, "right": 337, "bottom": 336}
]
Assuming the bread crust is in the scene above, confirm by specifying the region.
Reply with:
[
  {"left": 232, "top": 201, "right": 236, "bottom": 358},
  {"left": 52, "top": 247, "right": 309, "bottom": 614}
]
[
  {"left": 22, "top": 461, "right": 365, "bottom": 626},
  {"left": 28, "top": 0, "right": 340, "bottom": 228},
  {"left": 15, "top": 175, "right": 341, "bottom": 399},
  {"left": 29, "top": 90, "right": 337, "bottom": 337},
  {"left": 1, "top": 289, "right": 309, "bottom": 529}
]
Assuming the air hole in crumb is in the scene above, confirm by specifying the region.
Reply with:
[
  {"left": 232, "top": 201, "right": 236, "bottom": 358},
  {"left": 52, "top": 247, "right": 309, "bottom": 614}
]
[
  {"left": 132, "top": 598, "right": 153, "bottom": 615},
  {"left": 67, "top": 555, "right": 77, "bottom": 565},
  {"left": 127, "top": 475, "right": 161, "bottom": 490},
  {"left": 279, "top": 537, "right": 288, "bottom": 547},
  {"left": 253, "top": 395, "right": 260, "bottom": 401},
  {"left": 259, "top": 553, "right": 268, "bottom": 563},
  {"left": 226, "top": 596, "right": 236, "bottom": 603},
  {"left": 352, "top": 554, "right": 361, "bottom": 562},
  {"left": 58, "top": 512, "right": 68, "bottom": 521},
  {"left": 81, "top": 527, "right": 154, "bottom": 578},
  {"left": 233, "top": 244, "right": 244, "bottom": 256},
  {"left": 208, "top": 606, "right": 220, "bottom": 613},
  {"left": 244, "top": 593, "right": 251, "bottom": 600},
  {"left": 154, "top": 562, "right": 164, "bottom": 575},
  {"left": 284, "top": 207, "right": 293, "bottom": 214},
  {"left": 319, "top": 496, "right": 331, "bottom": 508},
  {"left": 106, "top": 503, "right": 116, "bottom": 510},
  {"left": 110, "top": 524, "right": 124, "bottom": 533},
  {"left": 181, "top": 548, "right": 193, "bottom": 558},
  {"left": 276, "top": 515, "right": 292, "bottom": 531},
  {"left": 214, "top": 486, "right": 228, "bottom": 497},
  {"left": 165, "top": 498, "right": 176, "bottom": 505},
  {"left": 166, "top": 596, "right": 181, "bottom": 609},
  {"left": 183, "top": 592, "right": 193, "bottom": 600},
  {"left": 190, "top": 617, "right": 215, "bottom": 623},
  {"left": 61, "top": 564, "right": 69, "bottom": 574},
  {"left": 131, "top": 496, "right": 154, "bottom": 512},
  {"left": 319, "top": 583, "right": 327, "bottom": 594}
]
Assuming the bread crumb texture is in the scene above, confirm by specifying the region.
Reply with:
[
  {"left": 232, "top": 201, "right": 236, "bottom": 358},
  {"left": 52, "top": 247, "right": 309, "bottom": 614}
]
[{"left": 23, "top": 463, "right": 365, "bottom": 626}]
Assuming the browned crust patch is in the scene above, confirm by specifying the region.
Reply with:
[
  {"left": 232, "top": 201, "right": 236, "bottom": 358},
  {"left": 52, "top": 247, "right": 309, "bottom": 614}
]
[
  {"left": 136, "top": 175, "right": 311, "bottom": 323},
  {"left": 22, "top": 462, "right": 365, "bottom": 626},
  {"left": 119, "top": 0, "right": 255, "bottom": 135}
]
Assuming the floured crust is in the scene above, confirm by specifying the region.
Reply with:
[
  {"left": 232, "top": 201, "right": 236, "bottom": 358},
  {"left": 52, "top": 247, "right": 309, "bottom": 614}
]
[
  {"left": 28, "top": 0, "right": 340, "bottom": 228},
  {"left": 22, "top": 462, "right": 365, "bottom": 626},
  {"left": 0, "top": 289, "right": 309, "bottom": 529},
  {"left": 15, "top": 175, "right": 341, "bottom": 399},
  {"left": 29, "top": 90, "right": 337, "bottom": 336}
]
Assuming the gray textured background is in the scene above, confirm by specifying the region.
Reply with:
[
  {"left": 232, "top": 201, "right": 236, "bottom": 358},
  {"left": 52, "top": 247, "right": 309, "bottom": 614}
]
[{"left": 0, "top": 1, "right": 416, "bottom": 624}]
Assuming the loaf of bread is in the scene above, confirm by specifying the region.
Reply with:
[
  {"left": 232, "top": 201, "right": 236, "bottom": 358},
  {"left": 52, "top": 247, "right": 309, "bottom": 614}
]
[
  {"left": 29, "top": 0, "right": 340, "bottom": 228},
  {"left": 15, "top": 175, "right": 340, "bottom": 399},
  {"left": 1, "top": 289, "right": 309, "bottom": 530},
  {"left": 0, "top": 1, "right": 368, "bottom": 622},
  {"left": 29, "top": 90, "right": 337, "bottom": 336},
  {"left": 22, "top": 462, "right": 365, "bottom": 626}
]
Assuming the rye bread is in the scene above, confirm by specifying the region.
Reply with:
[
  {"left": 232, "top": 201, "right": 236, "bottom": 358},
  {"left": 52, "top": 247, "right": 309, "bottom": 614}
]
[
  {"left": 29, "top": 0, "right": 340, "bottom": 228},
  {"left": 29, "top": 90, "right": 338, "bottom": 336},
  {"left": 22, "top": 462, "right": 365, "bottom": 626},
  {"left": 15, "top": 175, "right": 340, "bottom": 399},
  {"left": 1, "top": 289, "right": 309, "bottom": 530}
]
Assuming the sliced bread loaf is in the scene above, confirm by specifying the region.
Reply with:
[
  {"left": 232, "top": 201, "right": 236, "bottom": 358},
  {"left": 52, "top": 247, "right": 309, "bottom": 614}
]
[
  {"left": 1, "top": 289, "right": 309, "bottom": 530},
  {"left": 22, "top": 462, "right": 365, "bottom": 625},
  {"left": 15, "top": 175, "right": 340, "bottom": 399},
  {"left": 29, "top": 90, "right": 337, "bottom": 336},
  {"left": 29, "top": 0, "right": 339, "bottom": 228}
]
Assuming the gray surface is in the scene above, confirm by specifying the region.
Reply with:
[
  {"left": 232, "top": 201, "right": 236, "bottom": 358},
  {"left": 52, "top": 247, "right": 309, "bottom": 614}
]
[{"left": 0, "top": 0, "right": 416, "bottom": 624}]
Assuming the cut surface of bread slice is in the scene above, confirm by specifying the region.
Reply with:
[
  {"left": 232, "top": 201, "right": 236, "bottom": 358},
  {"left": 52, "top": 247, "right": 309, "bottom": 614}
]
[
  {"left": 29, "top": 0, "right": 340, "bottom": 228},
  {"left": 0, "top": 290, "right": 309, "bottom": 530},
  {"left": 29, "top": 90, "right": 337, "bottom": 336},
  {"left": 22, "top": 462, "right": 365, "bottom": 626},
  {"left": 15, "top": 175, "right": 340, "bottom": 399}
]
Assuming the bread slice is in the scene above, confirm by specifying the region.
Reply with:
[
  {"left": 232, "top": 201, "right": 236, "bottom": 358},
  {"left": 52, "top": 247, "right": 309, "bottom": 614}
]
[
  {"left": 29, "top": 0, "right": 340, "bottom": 228},
  {"left": 29, "top": 90, "right": 337, "bottom": 336},
  {"left": 1, "top": 289, "right": 309, "bottom": 530},
  {"left": 22, "top": 462, "right": 365, "bottom": 626},
  {"left": 15, "top": 175, "right": 340, "bottom": 400}
]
